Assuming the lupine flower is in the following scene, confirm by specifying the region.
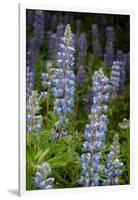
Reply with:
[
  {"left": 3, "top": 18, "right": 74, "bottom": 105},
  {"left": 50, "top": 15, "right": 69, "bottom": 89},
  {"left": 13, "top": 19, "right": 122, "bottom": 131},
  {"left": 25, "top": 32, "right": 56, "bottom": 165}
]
[
  {"left": 47, "top": 31, "right": 57, "bottom": 59},
  {"left": 102, "top": 134, "right": 124, "bottom": 185},
  {"left": 56, "top": 23, "right": 65, "bottom": 44},
  {"left": 41, "top": 60, "right": 53, "bottom": 90},
  {"left": 26, "top": 10, "right": 45, "bottom": 94},
  {"left": 116, "top": 50, "right": 125, "bottom": 62},
  {"left": 51, "top": 24, "right": 75, "bottom": 139},
  {"left": 47, "top": 24, "right": 65, "bottom": 60},
  {"left": 26, "top": 91, "right": 42, "bottom": 133},
  {"left": 33, "top": 10, "right": 45, "bottom": 48},
  {"left": 105, "top": 26, "right": 115, "bottom": 67},
  {"left": 78, "top": 68, "right": 110, "bottom": 187},
  {"left": 110, "top": 61, "right": 121, "bottom": 93},
  {"left": 92, "top": 24, "right": 102, "bottom": 58},
  {"left": 116, "top": 50, "right": 126, "bottom": 90},
  {"left": 76, "top": 33, "right": 88, "bottom": 67},
  {"left": 33, "top": 162, "right": 54, "bottom": 189},
  {"left": 76, "top": 65, "right": 87, "bottom": 88},
  {"left": 26, "top": 50, "right": 37, "bottom": 94},
  {"left": 110, "top": 60, "right": 126, "bottom": 94}
]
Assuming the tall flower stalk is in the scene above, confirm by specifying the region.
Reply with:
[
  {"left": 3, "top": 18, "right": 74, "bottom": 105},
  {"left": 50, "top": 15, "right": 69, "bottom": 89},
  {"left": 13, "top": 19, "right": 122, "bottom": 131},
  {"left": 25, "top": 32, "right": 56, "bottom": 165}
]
[
  {"left": 41, "top": 60, "right": 53, "bottom": 125},
  {"left": 26, "top": 91, "right": 42, "bottom": 133},
  {"left": 110, "top": 60, "right": 126, "bottom": 94},
  {"left": 116, "top": 50, "right": 126, "bottom": 90},
  {"left": 105, "top": 26, "right": 115, "bottom": 67},
  {"left": 76, "top": 33, "right": 88, "bottom": 67},
  {"left": 110, "top": 61, "right": 121, "bottom": 94},
  {"left": 26, "top": 10, "right": 45, "bottom": 94},
  {"left": 92, "top": 24, "right": 102, "bottom": 58},
  {"left": 76, "top": 65, "right": 87, "bottom": 88},
  {"left": 51, "top": 24, "right": 75, "bottom": 139},
  {"left": 102, "top": 134, "right": 124, "bottom": 185},
  {"left": 78, "top": 68, "right": 110, "bottom": 186}
]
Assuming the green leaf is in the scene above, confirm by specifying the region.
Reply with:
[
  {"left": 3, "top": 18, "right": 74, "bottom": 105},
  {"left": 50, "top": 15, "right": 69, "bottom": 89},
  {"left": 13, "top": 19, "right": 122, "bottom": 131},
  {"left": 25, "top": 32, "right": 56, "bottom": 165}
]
[{"left": 37, "top": 148, "right": 50, "bottom": 164}]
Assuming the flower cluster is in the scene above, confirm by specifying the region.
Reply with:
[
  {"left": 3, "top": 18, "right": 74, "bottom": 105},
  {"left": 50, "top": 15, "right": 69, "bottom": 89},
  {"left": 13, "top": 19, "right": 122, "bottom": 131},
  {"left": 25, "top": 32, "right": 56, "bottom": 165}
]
[
  {"left": 47, "top": 24, "right": 65, "bottom": 60},
  {"left": 110, "top": 60, "right": 126, "bottom": 94},
  {"left": 26, "top": 50, "right": 37, "bottom": 94},
  {"left": 92, "top": 24, "right": 102, "bottom": 58},
  {"left": 26, "top": 10, "right": 45, "bottom": 94},
  {"left": 78, "top": 68, "right": 110, "bottom": 187},
  {"left": 76, "top": 65, "right": 87, "bottom": 88},
  {"left": 47, "top": 31, "right": 57, "bottom": 59},
  {"left": 76, "top": 33, "right": 88, "bottom": 67},
  {"left": 105, "top": 26, "right": 115, "bottom": 67},
  {"left": 33, "top": 10, "right": 45, "bottom": 49},
  {"left": 51, "top": 24, "right": 75, "bottom": 139},
  {"left": 56, "top": 23, "right": 65, "bottom": 44},
  {"left": 103, "top": 134, "right": 124, "bottom": 185},
  {"left": 110, "top": 61, "right": 121, "bottom": 93},
  {"left": 33, "top": 162, "right": 54, "bottom": 189},
  {"left": 26, "top": 91, "right": 42, "bottom": 133},
  {"left": 116, "top": 50, "right": 127, "bottom": 90},
  {"left": 41, "top": 60, "right": 53, "bottom": 93}
]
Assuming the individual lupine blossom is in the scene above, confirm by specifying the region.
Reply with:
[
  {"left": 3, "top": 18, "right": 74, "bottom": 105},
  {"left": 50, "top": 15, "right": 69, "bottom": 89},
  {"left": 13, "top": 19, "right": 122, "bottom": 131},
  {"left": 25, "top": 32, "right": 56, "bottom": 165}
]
[
  {"left": 78, "top": 68, "right": 110, "bottom": 187},
  {"left": 33, "top": 162, "right": 54, "bottom": 189},
  {"left": 51, "top": 24, "right": 75, "bottom": 139},
  {"left": 105, "top": 26, "right": 115, "bottom": 67},
  {"left": 76, "top": 65, "right": 87, "bottom": 88},
  {"left": 26, "top": 10, "right": 45, "bottom": 94},
  {"left": 92, "top": 24, "right": 102, "bottom": 58},
  {"left": 76, "top": 33, "right": 88, "bottom": 67},
  {"left": 26, "top": 91, "right": 42, "bottom": 133},
  {"left": 41, "top": 60, "right": 53, "bottom": 96},
  {"left": 102, "top": 134, "right": 124, "bottom": 185}
]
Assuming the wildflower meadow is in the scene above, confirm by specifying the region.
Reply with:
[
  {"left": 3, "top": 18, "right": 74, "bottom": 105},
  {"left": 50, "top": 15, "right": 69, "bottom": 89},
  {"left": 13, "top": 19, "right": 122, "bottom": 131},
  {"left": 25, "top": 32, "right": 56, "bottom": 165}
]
[{"left": 26, "top": 10, "right": 130, "bottom": 190}]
